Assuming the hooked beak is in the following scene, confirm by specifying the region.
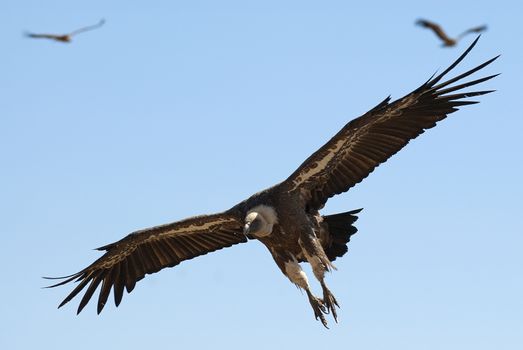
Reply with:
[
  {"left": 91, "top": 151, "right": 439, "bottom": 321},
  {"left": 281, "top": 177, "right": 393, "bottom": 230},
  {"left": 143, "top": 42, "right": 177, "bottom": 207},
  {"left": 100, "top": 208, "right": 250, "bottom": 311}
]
[
  {"left": 243, "top": 223, "right": 251, "bottom": 236},
  {"left": 243, "top": 223, "right": 257, "bottom": 240}
]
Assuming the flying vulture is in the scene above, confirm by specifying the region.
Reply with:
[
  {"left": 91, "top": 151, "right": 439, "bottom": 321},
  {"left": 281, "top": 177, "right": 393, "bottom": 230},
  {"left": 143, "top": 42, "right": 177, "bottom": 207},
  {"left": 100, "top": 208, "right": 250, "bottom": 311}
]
[
  {"left": 25, "top": 19, "right": 105, "bottom": 43},
  {"left": 416, "top": 19, "right": 487, "bottom": 47},
  {"left": 46, "top": 38, "right": 498, "bottom": 327}
]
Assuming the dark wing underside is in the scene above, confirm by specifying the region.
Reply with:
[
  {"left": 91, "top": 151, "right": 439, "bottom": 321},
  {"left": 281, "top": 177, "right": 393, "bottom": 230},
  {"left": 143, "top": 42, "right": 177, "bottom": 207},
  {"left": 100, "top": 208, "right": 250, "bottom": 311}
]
[
  {"left": 45, "top": 211, "right": 246, "bottom": 314},
  {"left": 283, "top": 37, "right": 498, "bottom": 210},
  {"left": 25, "top": 33, "right": 64, "bottom": 40}
]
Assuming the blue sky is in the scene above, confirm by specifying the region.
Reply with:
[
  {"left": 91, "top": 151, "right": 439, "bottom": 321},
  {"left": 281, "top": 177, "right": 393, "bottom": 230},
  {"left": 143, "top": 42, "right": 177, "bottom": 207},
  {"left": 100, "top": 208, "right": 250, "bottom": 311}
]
[{"left": 1, "top": 1, "right": 522, "bottom": 349}]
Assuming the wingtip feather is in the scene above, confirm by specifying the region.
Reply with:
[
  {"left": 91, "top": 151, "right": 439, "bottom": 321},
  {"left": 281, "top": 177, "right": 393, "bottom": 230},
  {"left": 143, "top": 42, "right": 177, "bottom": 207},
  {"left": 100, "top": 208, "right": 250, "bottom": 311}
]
[{"left": 428, "top": 35, "right": 481, "bottom": 87}]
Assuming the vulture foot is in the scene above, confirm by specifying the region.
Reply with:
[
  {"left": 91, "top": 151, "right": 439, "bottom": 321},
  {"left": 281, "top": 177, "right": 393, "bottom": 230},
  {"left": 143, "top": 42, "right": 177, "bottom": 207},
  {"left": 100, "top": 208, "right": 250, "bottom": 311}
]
[
  {"left": 322, "top": 285, "right": 340, "bottom": 323},
  {"left": 307, "top": 292, "right": 328, "bottom": 328}
]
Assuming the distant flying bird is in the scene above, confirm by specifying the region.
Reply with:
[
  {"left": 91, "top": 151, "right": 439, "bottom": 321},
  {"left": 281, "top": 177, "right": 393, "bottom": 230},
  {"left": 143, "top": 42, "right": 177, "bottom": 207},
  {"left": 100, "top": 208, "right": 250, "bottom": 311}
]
[
  {"left": 25, "top": 19, "right": 105, "bottom": 43},
  {"left": 46, "top": 38, "right": 497, "bottom": 328},
  {"left": 416, "top": 19, "right": 487, "bottom": 47}
]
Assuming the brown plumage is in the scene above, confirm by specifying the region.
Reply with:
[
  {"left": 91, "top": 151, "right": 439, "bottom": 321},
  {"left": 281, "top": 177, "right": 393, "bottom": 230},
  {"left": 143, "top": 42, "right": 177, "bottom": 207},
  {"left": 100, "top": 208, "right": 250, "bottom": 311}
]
[
  {"left": 46, "top": 38, "right": 497, "bottom": 327},
  {"left": 416, "top": 19, "right": 487, "bottom": 47},
  {"left": 25, "top": 19, "right": 105, "bottom": 43}
]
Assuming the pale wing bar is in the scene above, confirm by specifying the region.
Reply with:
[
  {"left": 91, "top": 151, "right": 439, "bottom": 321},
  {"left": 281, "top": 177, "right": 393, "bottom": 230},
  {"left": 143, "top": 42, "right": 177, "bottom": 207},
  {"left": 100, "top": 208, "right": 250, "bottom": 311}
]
[
  {"left": 285, "top": 37, "right": 498, "bottom": 210},
  {"left": 45, "top": 213, "right": 245, "bottom": 314}
]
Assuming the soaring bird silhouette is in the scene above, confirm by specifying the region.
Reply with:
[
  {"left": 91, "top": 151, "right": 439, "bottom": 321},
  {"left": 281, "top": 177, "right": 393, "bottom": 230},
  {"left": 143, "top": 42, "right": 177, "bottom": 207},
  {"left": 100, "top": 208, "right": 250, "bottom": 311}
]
[
  {"left": 46, "top": 38, "right": 497, "bottom": 328},
  {"left": 25, "top": 19, "right": 105, "bottom": 43},
  {"left": 416, "top": 19, "right": 487, "bottom": 47}
]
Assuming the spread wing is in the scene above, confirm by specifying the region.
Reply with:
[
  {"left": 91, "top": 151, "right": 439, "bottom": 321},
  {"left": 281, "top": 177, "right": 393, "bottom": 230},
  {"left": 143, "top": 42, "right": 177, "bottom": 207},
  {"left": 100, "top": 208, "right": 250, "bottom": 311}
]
[
  {"left": 25, "top": 32, "right": 64, "bottom": 40},
  {"left": 457, "top": 25, "right": 488, "bottom": 41},
  {"left": 416, "top": 19, "right": 454, "bottom": 44},
  {"left": 282, "top": 37, "right": 498, "bottom": 210},
  {"left": 45, "top": 211, "right": 246, "bottom": 314},
  {"left": 69, "top": 19, "right": 105, "bottom": 36}
]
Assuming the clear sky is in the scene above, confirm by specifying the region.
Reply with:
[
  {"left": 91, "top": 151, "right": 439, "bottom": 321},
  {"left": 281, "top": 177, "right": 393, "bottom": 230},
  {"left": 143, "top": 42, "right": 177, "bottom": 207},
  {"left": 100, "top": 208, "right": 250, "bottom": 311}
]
[{"left": 1, "top": 1, "right": 522, "bottom": 349}]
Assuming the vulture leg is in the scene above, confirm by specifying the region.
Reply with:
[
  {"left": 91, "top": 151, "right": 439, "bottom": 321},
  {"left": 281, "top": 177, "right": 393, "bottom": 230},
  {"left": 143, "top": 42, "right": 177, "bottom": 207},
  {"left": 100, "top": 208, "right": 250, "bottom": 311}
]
[
  {"left": 271, "top": 252, "right": 329, "bottom": 327},
  {"left": 299, "top": 231, "right": 340, "bottom": 323}
]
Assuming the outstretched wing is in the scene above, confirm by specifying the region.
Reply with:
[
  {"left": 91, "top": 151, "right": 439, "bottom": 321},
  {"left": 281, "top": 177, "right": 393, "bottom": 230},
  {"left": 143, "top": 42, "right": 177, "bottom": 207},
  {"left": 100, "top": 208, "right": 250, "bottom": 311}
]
[
  {"left": 283, "top": 37, "right": 498, "bottom": 210},
  {"left": 416, "top": 19, "right": 454, "bottom": 44},
  {"left": 25, "top": 32, "right": 63, "bottom": 40},
  {"left": 69, "top": 19, "right": 105, "bottom": 36},
  {"left": 45, "top": 211, "right": 246, "bottom": 314},
  {"left": 457, "top": 25, "right": 488, "bottom": 40}
]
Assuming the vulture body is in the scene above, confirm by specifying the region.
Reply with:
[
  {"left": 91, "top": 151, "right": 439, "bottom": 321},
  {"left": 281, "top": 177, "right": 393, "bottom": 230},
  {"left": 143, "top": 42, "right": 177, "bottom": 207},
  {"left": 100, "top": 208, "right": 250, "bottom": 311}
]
[{"left": 47, "top": 38, "right": 497, "bottom": 327}]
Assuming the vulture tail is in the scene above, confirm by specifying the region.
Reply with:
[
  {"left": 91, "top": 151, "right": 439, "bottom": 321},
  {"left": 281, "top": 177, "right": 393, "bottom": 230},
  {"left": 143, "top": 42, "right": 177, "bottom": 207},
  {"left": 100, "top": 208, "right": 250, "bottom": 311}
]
[{"left": 322, "top": 208, "right": 362, "bottom": 261}]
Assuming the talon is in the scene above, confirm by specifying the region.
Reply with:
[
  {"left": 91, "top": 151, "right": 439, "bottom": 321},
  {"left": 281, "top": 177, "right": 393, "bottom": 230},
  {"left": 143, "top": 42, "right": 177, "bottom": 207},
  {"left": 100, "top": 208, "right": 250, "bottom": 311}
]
[
  {"left": 318, "top": 314, "right": 329, "bottom": 329},
  {"left": 307, "top": 291, "right": 329, "bottom": 328},
  {"left": 322, "top": 284, "right": 340, "bottom": 323}
]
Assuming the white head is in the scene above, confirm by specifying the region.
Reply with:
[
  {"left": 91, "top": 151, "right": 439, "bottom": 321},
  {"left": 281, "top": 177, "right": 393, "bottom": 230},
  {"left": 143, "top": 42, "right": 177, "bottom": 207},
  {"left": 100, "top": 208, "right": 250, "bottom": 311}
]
[{"left": 243, "top": 205, "right": 278, "bottom": 238}]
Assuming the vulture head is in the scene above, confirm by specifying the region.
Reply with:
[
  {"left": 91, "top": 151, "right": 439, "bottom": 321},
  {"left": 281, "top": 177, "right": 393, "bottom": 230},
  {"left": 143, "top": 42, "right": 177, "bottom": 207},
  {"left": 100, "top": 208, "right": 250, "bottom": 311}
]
[{"left": 243, "top": 205, "right": 278, "bottom": 238}]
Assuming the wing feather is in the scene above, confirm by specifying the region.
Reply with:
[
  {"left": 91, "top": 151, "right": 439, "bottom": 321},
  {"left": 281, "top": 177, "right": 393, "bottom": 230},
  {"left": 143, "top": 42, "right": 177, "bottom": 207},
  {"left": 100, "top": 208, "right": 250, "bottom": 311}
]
[
  {"left": 283, "top": 37, "right": 498, "bottom": 210},
  {"left": 46, "top": 211, "right": 246, "bottom": 314},
  {"left": 78, "top": 273, "right": 104, "bottom": 314},
  {"left": 113, "top": 260, "right": 126, "bottom": 307}
]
